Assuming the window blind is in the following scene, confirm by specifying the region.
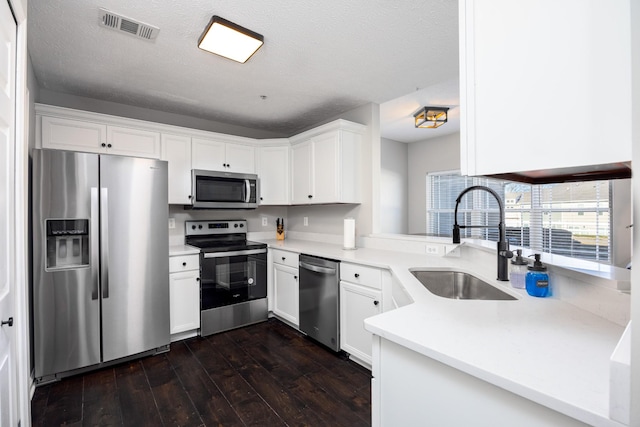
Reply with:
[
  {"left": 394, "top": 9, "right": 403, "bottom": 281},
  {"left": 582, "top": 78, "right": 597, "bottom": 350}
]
[{"left": 426, "top": 173, "right": 612, "bottom": 263}]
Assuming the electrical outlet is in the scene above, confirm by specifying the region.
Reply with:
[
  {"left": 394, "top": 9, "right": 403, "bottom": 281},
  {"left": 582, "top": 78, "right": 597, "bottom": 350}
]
[
  {"left": 425, "top": 244, "right": 439, "bottom": 255},
  {"left": 262, "top": 217, "right": 268, "bottom": 226},
  {"left": 168, "top": 218, "right": 175, "bottom": 229},
  {"left": 303, "top": 217, "right": 308, "bottom": 226}
]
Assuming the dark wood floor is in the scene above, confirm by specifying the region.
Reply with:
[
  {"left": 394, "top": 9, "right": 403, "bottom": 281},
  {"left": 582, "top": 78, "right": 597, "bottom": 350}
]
[{"left": 31, "top": 318, "right": 371, "bottom": 426}]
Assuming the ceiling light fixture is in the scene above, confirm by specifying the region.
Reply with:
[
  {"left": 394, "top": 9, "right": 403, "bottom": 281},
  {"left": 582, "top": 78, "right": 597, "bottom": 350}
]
[
  {"left": 414, "top": 106, "right": 449, "bottom": 129},
  {"left": 198, "top": 16, "right": 264, "bottom": 63}
]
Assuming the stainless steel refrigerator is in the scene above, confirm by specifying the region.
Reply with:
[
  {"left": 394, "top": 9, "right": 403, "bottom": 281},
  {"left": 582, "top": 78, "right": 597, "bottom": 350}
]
[{"left": 31, "top": 149, "right": 170, "bottom": 382}]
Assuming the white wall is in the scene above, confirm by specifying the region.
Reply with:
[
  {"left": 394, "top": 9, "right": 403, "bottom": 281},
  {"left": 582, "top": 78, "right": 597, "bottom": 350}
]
[
  {"left": 168, "top": 205, "right": 288, "bottom": 246},
  {"left": 407, "top": 132, "right": 461, "bottom": 234},
  {"left": 380, "top": 138, "right": 408, "bottom": 234}
]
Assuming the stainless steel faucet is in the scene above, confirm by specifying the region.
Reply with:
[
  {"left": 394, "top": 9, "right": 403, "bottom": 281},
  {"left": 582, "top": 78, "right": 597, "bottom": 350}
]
[{"left": 452, "top": 185, "right": 513, "bottom": 281}]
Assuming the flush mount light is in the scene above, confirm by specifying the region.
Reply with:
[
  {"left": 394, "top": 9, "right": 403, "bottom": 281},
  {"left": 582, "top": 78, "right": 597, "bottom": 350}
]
[
  {"left": 198, "top": 16, "right": 264, "bottom": 63},
  {"left": 414, "top": 106, "right": 450, "bottom": 129}
]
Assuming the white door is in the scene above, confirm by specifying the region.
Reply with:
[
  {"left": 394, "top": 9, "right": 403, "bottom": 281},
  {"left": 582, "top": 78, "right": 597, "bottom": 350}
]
[
  {"left": 225, "top": 143, "right": 255, "bottom": 174},
  {"left": 0, "top": 0, "right": 17, "bottom": 424},
  {"left": 290, "top": 141, "right": 312, "bottom": 204},
  {"left": 273, "top": 264, "right": 299, "bottom": 326},
  {"left": 191, "top": 137, "right": 226, "bottom": 171},
  {"left": 311, "top": 132, "right": 340, "bottom": 203}
]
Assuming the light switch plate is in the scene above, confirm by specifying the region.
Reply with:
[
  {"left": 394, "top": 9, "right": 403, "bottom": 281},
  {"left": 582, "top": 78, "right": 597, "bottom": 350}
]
[
  {"left": 303, "top": 217, "right": 308, "bottom": 226},
  {"left": 262, "top": 217, "right": 268, "bottom": 226},
  {"left": 168, "top": 218, "right": 175, "bottom": 229}
]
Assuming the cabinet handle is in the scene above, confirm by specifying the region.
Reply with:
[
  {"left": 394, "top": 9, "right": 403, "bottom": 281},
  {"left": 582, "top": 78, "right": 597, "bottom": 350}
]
[
  {"left": 308, "top": 195, "right": 313, "bottom": 199},
  {"left": 354, "top": 273, "right": 360, "bottom": 278},
  {"left": 188, "top": 195, "right": 192, "bottom": 199},
  {"left": 282, "top": 257, "right": 286, "bottom": 261},
  {"left": 294, "top": 276, "right": 297, "bottom": 280},
  {"left": 182, "top": 262, "right": 187, "bottom": 266},
  {"left": 1, "top": 317, "right": 13, "bottom": 327},
  {"left": 260, "top": 197, "right": 263, "bottom": 201},
  {"left": 107, "top": 143, "right": 112, "bottom": 148},
  {"left": 196, "top": 277, "right": 200, "bottom": 282},
  {"left": 373, "top": 300, "right": 379, "bottom": 306},
  {"left": 101, "top": 143, "right": 106, "bottom": 147}
]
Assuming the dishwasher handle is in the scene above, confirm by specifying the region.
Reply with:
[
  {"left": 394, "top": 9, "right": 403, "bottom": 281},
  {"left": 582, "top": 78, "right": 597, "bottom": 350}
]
[{"left": 299, "top": 261, "right": 337, "bottom": 275}]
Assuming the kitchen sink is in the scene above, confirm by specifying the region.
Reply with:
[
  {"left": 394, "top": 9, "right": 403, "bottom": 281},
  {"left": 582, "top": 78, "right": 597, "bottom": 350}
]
[{"left": 409, "top": 269, "right": 517, "bottom": 300}]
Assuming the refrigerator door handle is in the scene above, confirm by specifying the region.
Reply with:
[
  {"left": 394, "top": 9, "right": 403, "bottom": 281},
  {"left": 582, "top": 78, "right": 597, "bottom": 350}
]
[
  {"left": 90, "top": 187, "right": 100, "bottom": 300},
  {"left": 100, "top": 187, "right": 110, "bottom": 299}
]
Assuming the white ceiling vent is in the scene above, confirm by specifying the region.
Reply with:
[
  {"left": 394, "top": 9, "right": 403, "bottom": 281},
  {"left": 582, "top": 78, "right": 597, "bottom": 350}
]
[{"left": 99, "top": 8, "right": 159, "bottom": 41}]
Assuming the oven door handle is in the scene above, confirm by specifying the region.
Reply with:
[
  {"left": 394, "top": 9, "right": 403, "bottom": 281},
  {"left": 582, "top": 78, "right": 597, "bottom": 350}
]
[{"left": 203, "top": 248, "right": 267, "bottom": 258}]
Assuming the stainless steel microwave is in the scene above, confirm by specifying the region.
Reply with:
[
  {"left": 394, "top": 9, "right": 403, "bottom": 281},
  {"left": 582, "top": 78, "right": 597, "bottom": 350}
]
[{"left": 190, "top": 170, "right": 259, "bottom": 209}]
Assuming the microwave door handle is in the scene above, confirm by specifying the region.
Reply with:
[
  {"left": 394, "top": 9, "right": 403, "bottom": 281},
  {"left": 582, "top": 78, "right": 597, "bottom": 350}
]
[{"left": 245, "top": 179, "right": 251, "bottom": 203}]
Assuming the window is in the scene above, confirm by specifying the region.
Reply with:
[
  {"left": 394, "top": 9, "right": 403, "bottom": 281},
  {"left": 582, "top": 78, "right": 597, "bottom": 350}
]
[{"left": 426, "top": 172, "right": 612, "bottom": 263}]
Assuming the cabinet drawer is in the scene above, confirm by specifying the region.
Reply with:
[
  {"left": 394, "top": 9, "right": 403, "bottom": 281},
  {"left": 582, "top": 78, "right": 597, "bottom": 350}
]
[
  {"left": 169, "top": 254, "right": 199, "bottom": 273},
  {"left": 271, "top": 249, "right": 299, "bottom": 269},
  {"left": 340, "top": 262, "right": 382, "bottom": 290}
]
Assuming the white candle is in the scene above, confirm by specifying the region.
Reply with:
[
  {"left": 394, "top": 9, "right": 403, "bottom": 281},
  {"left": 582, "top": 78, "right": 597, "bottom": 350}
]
[{"left": 343, "top": 218, "right": 356, "bottom": 250}]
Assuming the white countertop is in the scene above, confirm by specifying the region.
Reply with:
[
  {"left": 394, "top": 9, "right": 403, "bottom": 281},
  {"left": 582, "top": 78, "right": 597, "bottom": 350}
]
[
  {"left": 262, "top": 238, "right": 627, "bottom": 427},
  {"left": 169, "top": 244, "right": 200, "bottom": 256}
]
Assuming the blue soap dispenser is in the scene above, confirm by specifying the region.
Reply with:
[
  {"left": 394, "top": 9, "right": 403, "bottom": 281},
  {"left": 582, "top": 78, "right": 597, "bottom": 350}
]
[{"left": 526, "top": 254, "right": 550, "bottom": 297}]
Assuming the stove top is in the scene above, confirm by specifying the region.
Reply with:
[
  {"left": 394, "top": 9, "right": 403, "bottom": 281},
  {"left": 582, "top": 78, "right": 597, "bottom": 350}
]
[{"left": 184, "top": 220, "right": 266, "bottom": 253}]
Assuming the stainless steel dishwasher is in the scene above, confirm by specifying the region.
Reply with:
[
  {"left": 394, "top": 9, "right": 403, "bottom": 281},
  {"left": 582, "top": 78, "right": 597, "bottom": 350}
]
[{"left": 299, "top": 254, "right": 340, "bottom": 351}]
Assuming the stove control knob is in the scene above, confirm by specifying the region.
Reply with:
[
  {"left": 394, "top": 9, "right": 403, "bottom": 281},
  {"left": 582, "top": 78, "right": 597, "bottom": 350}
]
[
  {"left": 234, "top": 224, "right": 238, "bottom": 228},
  {"left": 239, "top": 224, "right": 244, "bottom": 228},
  {"left": 198, "top": 225, "right": 203, "bottom": 229},
  {"left": 191, "top": 225, "right": 196, "bottom": 230}
]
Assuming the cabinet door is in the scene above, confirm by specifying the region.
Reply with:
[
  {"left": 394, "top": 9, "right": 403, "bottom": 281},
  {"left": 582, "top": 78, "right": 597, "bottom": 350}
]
[
  {"left": 169, "top": 270, "right": 200, "bottom": 335},
  {"left": 191, "top": 137, "right": 226, "bottom": 171},
  {"left": 273, "top": 264, "right": 299, "bottom": 326},
  {"left": 106, "top": 126, "right": 160, "bottom": 159},
  {"left": 340, "top": 281, "right": 382, "bottom": 366},
  {"left": 311, "top": 132, "right": 340, "bottom": 203},
  {"left": 41, "top": 116, "right": 106, "bottom": 153},
  {"left": 161, "top": 134, "right": 192, "bottom": 205},
  {"left": 225, "top": 143, "right": 255, "bottom": 174},
  {"left": 290, "top": 141, "right": 313, "bottom": 204},
  {"left": 460, "top": 0, "right": 631, "bottom": 176},
  {"left": 258, "top": 145, "right": 289, "bottom": 205}
]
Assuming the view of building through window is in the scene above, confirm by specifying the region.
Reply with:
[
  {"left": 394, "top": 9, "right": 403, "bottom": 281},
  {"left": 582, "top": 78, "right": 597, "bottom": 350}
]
[{"left": 426, "top": 173, "right": 612, "bottom": 263}]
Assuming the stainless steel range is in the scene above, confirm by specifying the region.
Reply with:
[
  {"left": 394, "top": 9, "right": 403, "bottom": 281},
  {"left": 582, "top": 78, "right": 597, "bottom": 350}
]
[{"left": 185, "top": 220, "right": 268, "bottom": 336}]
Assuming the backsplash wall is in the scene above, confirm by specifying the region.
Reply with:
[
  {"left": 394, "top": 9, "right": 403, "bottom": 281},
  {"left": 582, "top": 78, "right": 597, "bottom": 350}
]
[{"left": 168, "top": 205, "right": 288, "bottom": 246}]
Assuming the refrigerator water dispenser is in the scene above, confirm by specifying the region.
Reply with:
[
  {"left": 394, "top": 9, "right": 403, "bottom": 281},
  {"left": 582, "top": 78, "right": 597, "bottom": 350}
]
[{"left": 46, "top": 219, "right": 89, "bottom": 270}]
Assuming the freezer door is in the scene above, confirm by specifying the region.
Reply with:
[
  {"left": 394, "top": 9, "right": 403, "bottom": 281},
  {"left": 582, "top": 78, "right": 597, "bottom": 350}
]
[
  {"left": 99, "top": 155, "right": 170, "bottom": 362},
  {"left": 32, "top": 149, "right": 101, "bottom": 378}
]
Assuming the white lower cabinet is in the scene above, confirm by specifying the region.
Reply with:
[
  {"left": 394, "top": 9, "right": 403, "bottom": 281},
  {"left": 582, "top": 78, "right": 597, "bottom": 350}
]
[
  {"left": 273, "top": 263, "right": 299, "bottom": 326},
  {"left": 169, "top": 254, "right": 200, "bottom": 339},
  {"left": 271, "top": 249, "right": 300, "bottom": 326},
  {"left": 340, "top": 262, "right": 388, "bottom": 368},
  {"left": 340, "top": 281, "right": 381, "bottom": 366}
]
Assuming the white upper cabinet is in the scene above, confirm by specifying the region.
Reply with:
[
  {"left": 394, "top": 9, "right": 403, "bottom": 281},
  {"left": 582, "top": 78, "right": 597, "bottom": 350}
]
[
  {"left": 290, "top": 120, "right": 365, "bottom": 205},
  {"left": 41, "top": 116, "right": 107, "bottom": 153},
  {"left": 161, "top": 133, "right": 192, "bottom": 205},
  {"left": 459, "top": 0, "right": 632, "bottom": 176},
  {"left": 39, "top": 106, "right": 160, "bottom": 159},
  {"left": 191, "top": 137, "right": 255, "bottom": 174},
  {"left": 290, "top": 140, "right": 313, "bottom": 204},
  {"left": 257, "top": 143, "right": 290, "bottom": 205},
  {"left": 106, "top": 125, "right": 160, "bottom": 159}
]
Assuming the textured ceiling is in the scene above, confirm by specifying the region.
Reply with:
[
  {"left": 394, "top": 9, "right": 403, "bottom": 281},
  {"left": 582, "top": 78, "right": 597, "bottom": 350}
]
[{"left": 28, "top": 0, "right": 459, "bottom": 140}]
